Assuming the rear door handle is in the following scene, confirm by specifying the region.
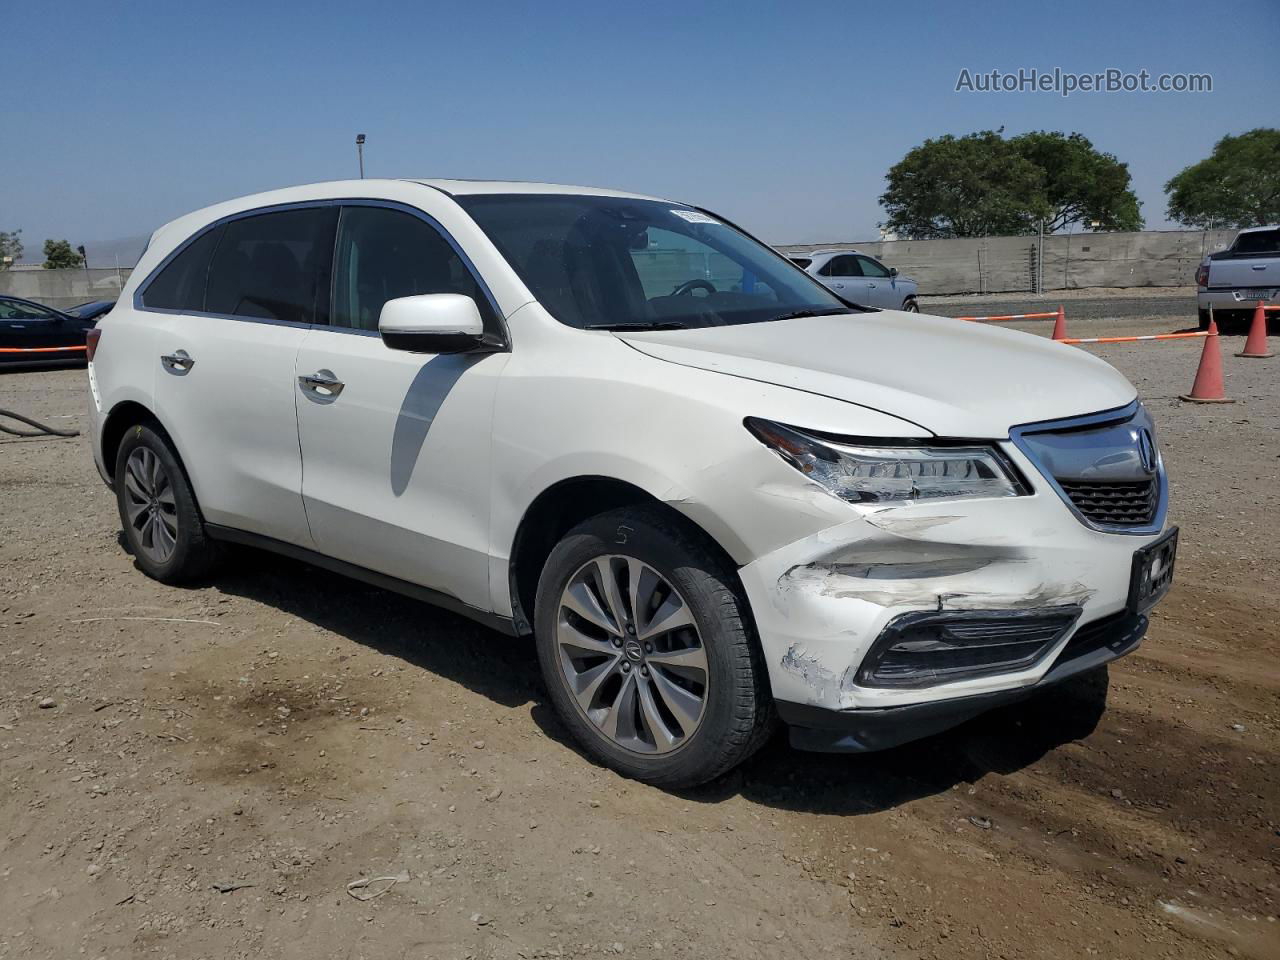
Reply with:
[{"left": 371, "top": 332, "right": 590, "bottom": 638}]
[
  {"left": 298, "top": 372, "right": 344, "bottom": 397},
  {"left": 161, "top": 350, "right": 194, "bottom": 372}
]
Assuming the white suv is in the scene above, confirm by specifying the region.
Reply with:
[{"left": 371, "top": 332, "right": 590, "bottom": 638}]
[{"left": 87, "top": 179, "right": 1176, "bottom": 788}]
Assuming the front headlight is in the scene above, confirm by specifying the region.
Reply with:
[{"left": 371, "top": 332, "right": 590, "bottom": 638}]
[{"left": 745, "top": 417, "right": 1026, "bottom": 505}]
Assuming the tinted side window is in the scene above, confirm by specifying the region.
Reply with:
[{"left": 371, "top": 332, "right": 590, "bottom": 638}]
[
  {"left": 140, "top": 225, "right": 223, "bottom": 311},
  {"left": 0, "top": 300, "right": 57, "bottom": 320},
  {"left": 332, "top": 206, "right": 485, "bottom": 331},
  {"left": 829, "top": 255, "right": 863, "bottom": 278},
  {"left": 205, "top": 208, "right": 337, "bottom": 324},
  {"left": 857, "top": 255, "right": 890, "bottom": 278},
  {"left": 1234, "top": 229, "right": 1280, "bottom": 255}
]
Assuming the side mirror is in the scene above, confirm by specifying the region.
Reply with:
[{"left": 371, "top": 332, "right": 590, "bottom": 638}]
[
  {"left": 888, "top": 267, "right": 898, "bottom": 277},
  {"left": 378, "top": 294, "right": 497, "bottom": 354}
]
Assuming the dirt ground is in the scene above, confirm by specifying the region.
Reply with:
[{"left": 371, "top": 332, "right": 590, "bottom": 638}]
[{"left": 2, "top": 310, "right": 1276, "bottom": 960}]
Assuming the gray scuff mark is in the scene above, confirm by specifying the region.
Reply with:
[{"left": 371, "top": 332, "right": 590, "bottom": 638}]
[
  {"left": 824, "top": 557, "right": 1004, "bottom": 580},
  {"left": 755, "top": 481, "right": 849, "bottom": 519},
  {"left": 780, "top": 644, "right": 837, "bottom": 697},
  {"left": 779, "top": 562, "right": 1094, "bottom": 611},
  {"left": 863, "top": 511, "right": 965, "bottom": 536},
  {"left": 839, "top": 660, "right": 861, "bottom": 694}
]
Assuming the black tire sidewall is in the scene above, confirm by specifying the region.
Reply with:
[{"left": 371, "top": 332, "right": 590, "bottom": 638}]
[
  {"left": 114, "top": 423, "right": 213, "bottom": 583},
  {"left": 534, "top": 507, "right": 768, "bottom": 788}
]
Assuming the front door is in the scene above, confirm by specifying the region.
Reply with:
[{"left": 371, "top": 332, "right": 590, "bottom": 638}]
[
  {"left": 821, "top": 254, "right": 874, "bottom": 305},
  {"left": 147, "top": 205, "right": 337, "bottom": 545},
  {"left": 294, "top": 204, "right": 507, "bottom": 612},
  {"left": 855, "top": 255, "right": 895, "bottom": 308}
]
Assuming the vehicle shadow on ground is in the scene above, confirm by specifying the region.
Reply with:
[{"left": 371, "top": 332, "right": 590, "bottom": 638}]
[
  {"left": 697, "top": 669, "right": 1109, "bottom": 814},
  {"left": 206, "top": 546, "right": 544, "bottom": 711},
  {"left": 204, "top": 545, "right": 1109, "bottom": 817}
]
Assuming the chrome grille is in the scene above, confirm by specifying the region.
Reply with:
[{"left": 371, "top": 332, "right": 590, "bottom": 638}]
[
  {"left": 1058, "top": 478, "right": 1158, "bottom": 527},
  {"left": 1010, "top": 401, "right": 1167, "bottom": 535}
]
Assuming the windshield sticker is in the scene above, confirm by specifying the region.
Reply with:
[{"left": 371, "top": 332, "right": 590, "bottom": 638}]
[{"left": 670, "top": 209, "right": 719, "bottom": 224}]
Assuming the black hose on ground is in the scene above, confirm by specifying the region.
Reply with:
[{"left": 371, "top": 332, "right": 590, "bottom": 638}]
[{"left": 0, "top": 408, "right": 81, "bottom": 438}]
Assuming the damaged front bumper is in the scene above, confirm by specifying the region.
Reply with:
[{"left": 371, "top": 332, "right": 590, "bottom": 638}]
[
  {"left": 737, "top": 448, "right": 1172, "bottom": 752},
  {"left": 777, "top": 609, "right": 1145, "bottom": 751}
]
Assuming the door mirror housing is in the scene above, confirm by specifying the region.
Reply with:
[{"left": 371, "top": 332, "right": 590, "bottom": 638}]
[
  {"left": 888, "top": 267, "right": 899, "bottom": 277},
  {"left": 378, "top": 294, "right": 498, "bottom": 354}
]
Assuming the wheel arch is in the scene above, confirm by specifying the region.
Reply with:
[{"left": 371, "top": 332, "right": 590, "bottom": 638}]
[
  {"left": 506, "top": 475, "right": 744, "bottom": 637},
  {"left": 100, "top": 400, "right": 166, "bottom": 478}
]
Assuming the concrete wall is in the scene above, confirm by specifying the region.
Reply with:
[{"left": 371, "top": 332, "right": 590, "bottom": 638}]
[
  {"left": 0, "top": 228, "right": 1242, "bottom": 306},
  {"left": 777, "top": 228, "right": 1238, "bottom": 296},
  {"left": 0, "top": 268, "right": 134, "bottom": 310}
]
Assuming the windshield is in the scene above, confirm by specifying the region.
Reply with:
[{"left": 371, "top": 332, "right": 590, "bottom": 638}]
[{"left": 457, "top": 195, "right": 854, "bottom": 329}]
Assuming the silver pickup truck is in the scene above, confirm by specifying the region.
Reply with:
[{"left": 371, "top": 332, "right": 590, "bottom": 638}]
[{"left": 1197, "top": 225, "right": 1279, "bottom": 328}]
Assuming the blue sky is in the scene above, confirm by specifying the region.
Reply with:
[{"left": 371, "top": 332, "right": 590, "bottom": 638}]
[{"left": 4, "top": 0, "right": 1275, "bottom": 261}]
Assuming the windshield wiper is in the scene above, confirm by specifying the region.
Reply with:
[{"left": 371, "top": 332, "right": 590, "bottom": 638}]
[
  {"left": 585, "top": 321, "right": 688, "bottom": 331},
  {"left": 764, "top": 308, "right": 852, "bottom": 323}
]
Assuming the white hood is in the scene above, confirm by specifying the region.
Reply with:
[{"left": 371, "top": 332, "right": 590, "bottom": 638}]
[{"left": 619, "top": 310, "right": 1136, "bottom": 438}]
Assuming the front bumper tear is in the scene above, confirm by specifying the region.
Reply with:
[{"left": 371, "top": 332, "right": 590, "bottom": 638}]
[{"left": 778, "top": 610, "right": 1146, "bottom": 753}]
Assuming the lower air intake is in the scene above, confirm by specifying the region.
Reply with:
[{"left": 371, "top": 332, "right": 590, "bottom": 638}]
[{"left": 856, "top": 606, "right": 1083, "bottom": 689}]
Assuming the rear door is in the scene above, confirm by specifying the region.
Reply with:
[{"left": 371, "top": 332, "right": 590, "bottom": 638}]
[
  {"left": 145, "top": 205, "right": 337, "bottom": 545},
  {"left": 293, "top": 203, "right": 508, "bottom": 610}
]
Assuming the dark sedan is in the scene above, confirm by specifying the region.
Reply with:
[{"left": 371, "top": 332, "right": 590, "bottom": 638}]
[
  {"left": 0, "top": 295, "right": 99, "bottom": 367},
  {"left": 64, "top": 299, "right": 116, "bottom": 323}
]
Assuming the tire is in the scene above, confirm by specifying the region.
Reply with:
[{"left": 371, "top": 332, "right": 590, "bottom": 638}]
[
  {"left": 902, "top": 297, "right": 919, "bottom": 313},
  {"left": 1198, "top": 308, "right": 1211, "bottom": 331},
  {"left": 114, "top": 422, "right": 220, "bottom": 583},
  {"left": 534, "top": 505, "right": 774, "bottom": 788}
]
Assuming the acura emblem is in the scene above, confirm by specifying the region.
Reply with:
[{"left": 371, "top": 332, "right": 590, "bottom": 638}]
[{"left": 1137, "top": 428, "right": 1157, "bottom": 473}]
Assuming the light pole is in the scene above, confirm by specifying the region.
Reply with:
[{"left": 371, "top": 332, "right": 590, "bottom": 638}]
[
  {"left": 356, "top": 134, "right": 366, "bottom": 178},
  {"left": 77, "top": 244, "right": 90, "bottom": 290}
]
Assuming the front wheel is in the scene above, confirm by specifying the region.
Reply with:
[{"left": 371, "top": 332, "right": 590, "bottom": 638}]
[
  {"left": 902, "top": 297, "right": 919, "bottom": 313},
  {"left": 534, "top": 506, "right": 773, "bottom": 788}
]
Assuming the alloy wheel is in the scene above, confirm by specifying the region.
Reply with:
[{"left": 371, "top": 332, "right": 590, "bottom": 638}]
[
  {"left": 122, "top": 447, "right": 179, "bottom": 563},
  {"left": 556, "top": 555, "right": 708, "bottom": 754}
]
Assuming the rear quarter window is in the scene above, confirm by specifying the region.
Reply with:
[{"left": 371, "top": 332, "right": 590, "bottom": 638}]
[{"left": 140, "top": 226, "right": 224, "bottom": 311}]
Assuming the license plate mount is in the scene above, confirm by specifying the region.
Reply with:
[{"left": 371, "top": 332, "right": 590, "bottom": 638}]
[{"left": 1129, "top": 527, "right": 1178, "bottom": 614}]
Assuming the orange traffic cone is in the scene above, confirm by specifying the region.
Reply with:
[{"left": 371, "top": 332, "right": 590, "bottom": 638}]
[
  {"left": 1180, "top": 317, "right": 1234, "bottom": 403},
  {"left": 1236, "top": 300, "right": 1274, "bottom": 358},
  {"left": 1051, "top": 305, "right": 1067, "bottom": 341}
]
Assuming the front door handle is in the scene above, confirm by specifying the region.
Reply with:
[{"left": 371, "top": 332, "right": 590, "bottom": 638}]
[
  {"left": 161, "top": 350, "right": 194, "bottom": 372},
  {"left": 833, "top": 282, "right": 845, "bottom": 289},
  {"left": 298, "top": 372, "right": 345, "bottom": 397}
]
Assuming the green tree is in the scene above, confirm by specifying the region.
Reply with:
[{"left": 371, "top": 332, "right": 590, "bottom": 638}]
[
  {"left": 42, "top": 239, "right": 85, "bottom": 270},
  {"left": 880, "top": 132, "right": 1046, "bottom": 238},
  {"left": 0, "top": 228, "right": 22, "bottom": 268},
  {"left": 1164, "top": 129, "right": 1280, "bottom": 228},
  {"left": 1010, "top": 131, "right": 1143, "bottom": 232},
  {"left": 881, "top": 130, "right": 1143, "bottom": 238}
]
